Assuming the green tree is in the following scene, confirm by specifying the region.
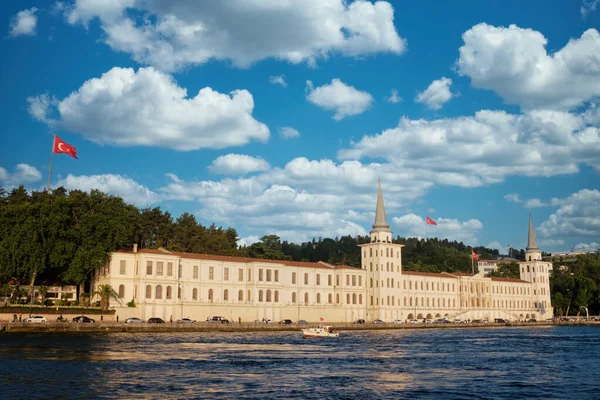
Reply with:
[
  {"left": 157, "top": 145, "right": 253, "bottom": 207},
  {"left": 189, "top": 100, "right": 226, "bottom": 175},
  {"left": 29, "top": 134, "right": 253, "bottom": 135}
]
[
  {"left": 487, "top": 262, "right": 520, "bottom": 278},
  {"left": 93, "top": 284, "right": 120, "bottom": 311}
]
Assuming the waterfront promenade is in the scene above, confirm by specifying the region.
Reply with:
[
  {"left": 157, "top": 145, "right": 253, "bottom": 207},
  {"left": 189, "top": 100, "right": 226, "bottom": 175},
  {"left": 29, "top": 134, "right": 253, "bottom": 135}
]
[{"left": 2, "top": 319, "right": 598, "bottom": 333}]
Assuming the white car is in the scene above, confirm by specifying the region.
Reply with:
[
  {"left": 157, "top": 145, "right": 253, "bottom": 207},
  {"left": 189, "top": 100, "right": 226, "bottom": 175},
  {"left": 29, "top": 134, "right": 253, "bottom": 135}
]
[
  {"left": 408, "top": 319, "right": 420, "bottom": 324},
  {"left": 125, "top": 317, "right": 143, "bottom": 323},
  {"left": 177, "top": 318, "right": 196, "bottom": 324},
  {"left": 24, "top": 315, "right": 47, "bottom": 323},
  {"left": 392, "top": 319, "right": 404, "bottom": 324}
]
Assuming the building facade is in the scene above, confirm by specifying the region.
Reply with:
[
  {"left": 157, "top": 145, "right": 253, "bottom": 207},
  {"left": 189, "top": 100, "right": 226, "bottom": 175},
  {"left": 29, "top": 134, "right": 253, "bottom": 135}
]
[{"left": 93, "top": 183, "right": 553, "bottom": 323}]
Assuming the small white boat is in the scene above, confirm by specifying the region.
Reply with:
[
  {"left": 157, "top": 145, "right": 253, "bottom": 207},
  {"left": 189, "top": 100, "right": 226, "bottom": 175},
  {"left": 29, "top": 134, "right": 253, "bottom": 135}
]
[{"left": 302, "top": 325, "right": 339, "bottom": 338}]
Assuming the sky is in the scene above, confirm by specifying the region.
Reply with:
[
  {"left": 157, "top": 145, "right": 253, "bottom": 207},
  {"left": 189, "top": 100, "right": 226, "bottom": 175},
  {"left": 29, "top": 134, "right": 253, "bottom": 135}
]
[{"left": 0, "top": 0, "right": 599, "bottom": 255}]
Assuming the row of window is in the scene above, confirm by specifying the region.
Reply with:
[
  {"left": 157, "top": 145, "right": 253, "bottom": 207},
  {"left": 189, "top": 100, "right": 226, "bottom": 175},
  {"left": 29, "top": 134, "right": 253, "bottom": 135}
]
[
  {"left": 366, "top": 262, "right": 400, "bottom": 273},
  {"left": 523, "top": 265, "right": 548, "bottom": 273},
  {"left": 364, "top": 247, "right": 401, "bottom": 259},
  {"left": 404, "top": 280, "right": 457, "bottom": 292}
]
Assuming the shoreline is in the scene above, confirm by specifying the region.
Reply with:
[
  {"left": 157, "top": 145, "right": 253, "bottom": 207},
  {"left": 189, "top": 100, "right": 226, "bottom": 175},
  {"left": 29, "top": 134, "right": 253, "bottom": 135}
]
[{"left": 2, "top": 320, "right": 598, "bottom": 334}]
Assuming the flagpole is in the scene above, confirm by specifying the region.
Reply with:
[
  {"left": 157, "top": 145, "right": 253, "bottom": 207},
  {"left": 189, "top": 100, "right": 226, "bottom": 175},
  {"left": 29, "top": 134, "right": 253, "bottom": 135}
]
[
  {"left": 47, "top": 132, "right": 56, "bottom": 192},
  {"left": 425, "top": 221, "right": 428, "bottom": 240}
]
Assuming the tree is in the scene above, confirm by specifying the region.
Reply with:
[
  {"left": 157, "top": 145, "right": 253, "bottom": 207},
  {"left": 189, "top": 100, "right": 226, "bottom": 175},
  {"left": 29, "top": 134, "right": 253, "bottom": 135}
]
[
  {"left": 38, "top": 285, "right": 49, "bottom": 305},
  {"left": 93, "top": 284, "right": 119, "bottom": 311},
  {"left": 487, "top": 262, "right": 520, "bottom": 278}
]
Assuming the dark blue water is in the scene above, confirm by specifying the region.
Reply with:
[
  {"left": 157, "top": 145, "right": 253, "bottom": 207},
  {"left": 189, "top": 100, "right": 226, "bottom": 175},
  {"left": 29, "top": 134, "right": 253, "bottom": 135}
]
[{"left": 0, "top": 326, "right": 598, "bottom": 399}]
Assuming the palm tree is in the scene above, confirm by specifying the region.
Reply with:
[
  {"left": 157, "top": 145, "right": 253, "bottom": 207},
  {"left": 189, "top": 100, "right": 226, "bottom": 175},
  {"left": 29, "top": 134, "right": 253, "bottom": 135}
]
[
  {"left": 38, "top": 285, "right": 49, "bottom": 305},
  {"left": 93, "top": 284, "right": 119, "bottom": 311}
]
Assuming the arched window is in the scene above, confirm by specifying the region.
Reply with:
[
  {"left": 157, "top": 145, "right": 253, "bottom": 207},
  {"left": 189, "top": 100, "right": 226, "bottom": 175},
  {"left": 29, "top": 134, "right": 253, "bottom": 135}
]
[
  {"left": 359, "top": 294, "right": 362, "bottom": 304},
  {"left": 346, "top": 293, "right": 350, "bottom": 304},
  {"left": 223, "top": 289, "right": 229, "bottom": 301},
  {"left": 166, "top": 286, "right": 172, "bottom": 299},
  {"left": 238, "top": 290, "right": 243, "bottom": 301},
  {"left": 247, "top": 290, "right": 251, "bottom": 302},
  {"left": 145, "top": 285, "right": 151, "bottom": 299},
  {"left": 317, "top": 293, "right": 321, "bottom": 303},
  {"left": 155, "top": 285, "right": 162, "bottom": 299},
  {"left": 266, "top": 290, "right": 272, "bottom": 302},
  {"left": 352, "top": 293, "right": 357, "bottom": 304},
  {"left": 259, "top": 290, "right": 264, "bottom": 302},
  {"left": 192, "top": 288, "right": 198, "bottom": 300},
  {"left": 292, "top": 292, "right": 297, "bottom": 303},
  {"left": 304, "top": 293, "right": 309, "bottom": 303},
  {"left": 208, "top": 289, "right": 213, "bottom": 303},
  {"left": 274, "top": 290, "right": 279, "bottom": 302},
  {"left": 118, "top": 284, "right": 125, "bottom": 298},
  {"left": 337, "top": 294, "right": 340, "bottom": 304},
  {"left": 328, "top": 293, "right": 333, "bottom": 304}
]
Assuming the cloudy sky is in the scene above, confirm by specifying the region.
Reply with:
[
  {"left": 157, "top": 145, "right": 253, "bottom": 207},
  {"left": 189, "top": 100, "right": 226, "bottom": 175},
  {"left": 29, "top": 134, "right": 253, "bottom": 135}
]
[{"left": 1, "top": 1, "right": 599, "bottom": 253}]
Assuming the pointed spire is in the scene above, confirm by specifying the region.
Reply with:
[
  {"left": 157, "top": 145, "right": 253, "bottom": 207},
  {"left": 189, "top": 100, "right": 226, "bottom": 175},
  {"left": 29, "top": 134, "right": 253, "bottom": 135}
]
[
  {"left": 527, "top": 211, "right": 539, "bottom": 251},
  {"left": 372, "top": 179, "right": 391, "bottom": 233}
]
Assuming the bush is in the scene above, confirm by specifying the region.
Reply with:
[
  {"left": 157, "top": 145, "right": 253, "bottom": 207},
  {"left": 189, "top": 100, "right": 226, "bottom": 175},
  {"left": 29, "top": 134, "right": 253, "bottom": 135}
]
[{"left": 126, "top": 298, "right": 136, "bottom": 308}]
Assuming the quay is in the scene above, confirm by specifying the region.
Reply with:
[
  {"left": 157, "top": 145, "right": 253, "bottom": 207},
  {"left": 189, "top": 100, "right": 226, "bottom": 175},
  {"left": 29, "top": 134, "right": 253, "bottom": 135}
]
[{"left": 2, "top": 320, "right": 597, "bottom": 334}]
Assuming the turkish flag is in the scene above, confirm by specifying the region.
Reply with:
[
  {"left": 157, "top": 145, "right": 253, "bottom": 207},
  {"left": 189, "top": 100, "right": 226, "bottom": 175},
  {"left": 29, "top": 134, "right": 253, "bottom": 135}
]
[
  {"left": 53, "top": 136, "right": 78, "bottom": 159},
  {"left": 426, "top": 216, "right": 437, "bottom": 225},
  {"left": 320, "top": 317, "right": 324, "bottom": 321},
  {"left": 472, "top": 250, "right": 479, "bottom": 261}
]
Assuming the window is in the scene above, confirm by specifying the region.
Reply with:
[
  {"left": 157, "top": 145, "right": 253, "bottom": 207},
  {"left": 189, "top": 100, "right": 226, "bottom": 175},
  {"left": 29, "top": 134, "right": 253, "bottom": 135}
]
[
  {"left": 292, "top": 292, "right": 297, "bottom": 303},
  {"left": 359, "top": 276, "right": 362, "bottom": 286},
  {"left": 120, "top": 260, "right": 126, "bottom": 275},
  {"left": 304, "top": 293, "right": 309, "bottom": 303},
  {"left": 145, "top": 285, "right": 151, "bottom": 299},
  {"left": 118, "top": 284, "right": 125, "bottom": 298},
  {"left": 178, "top": 264, "right": 182, "bottom": 278},
  {"left": 328, "top": 293, "right": 333, "bottom": 303},
  {"left": 346, "top": 294, "right": 350, "bottom": 304},
  {"left": 304, "top": 273, "right": 309, "bottom": 285},
  {"left": 359, "top": 294, "right": 362, "bottom": 304},
  {"left": 248, "top": 269, "right": 252, "bottom": 281},
  {"left": 292, "top": 272, "right": 296, "bottom": 284},
  {"left": 157, "top": 262, "right": 163, "bottom": 276},
  {"left": 275, "top": 270, "right": 279, "bottom": 282},
  {"left": 178, "top": 287, "right": 181, "bottom": 299},
  {"left": 266, "top": 269, "right": 271, "bottom": 282},
  {"left": 317, "top": 293, "right": 321, "bottom": 303},
  {"left": 208, "top": 289, "right": 214, "bottom": 303},
  {"left": 224, "top": 289, "right": 229, "bottom": 301},
  {"left": 328, "top": 275, "right": 332, "bottom": 286},
  {"left": 238, "top": 290, "right": 243, "bottom": 301},
  {"left": 166, "top": 286, "right": 172, "bottom": 299},
  {"left": 259, "top": 290, "right": 264, "bottom": 302},
  {"left": 247, "top": 290, "right": 251, "bottom": 302},
  {"left": 167, "top": 262, "right": 173, "bottom": 276},
  {"left": 192, "top": 288, "right": 198, "bottom": 300},
  {"left": 155, "top": 285, "right": 162, "bottom": 299},
  {"left": 224, "top": 268, "right": 229, "bottom": 281},
  {"left": 259, "top": 269, "right": 264, "bottom": 281},
  {"left": 352, "top": 293, "right": 357, "bottom": 304},
  {"left": 193, "top": 265, "right": 199, "bottom": 279},
  {"left": 239, "top": 269, "right": 244, "bottom": 281},
  {"left": 336, "top": 275, "right": 340, "bottom": 286},
  {"left": 146, "top": 261, "right": 153, "bottom": 275},
  {"left": 346, "top": 275, "right": 350, "bottom": 286},
  {"left": 209, "top": 266, "right": 214, "bottom": 280},
  {"left": 316, "top": 274, "right": 321, "bottom": 285},
  {"left": 370, "top": 248, "right": 372, "bottom": 257},
  {"left": 274, "top": 291, "right": 279, "bottom": 302},
  {"left": 135, "top": 261, "right": 139, "bottom": 276},
  {"left": 352, "top": 276, "right": 356, "bottom": 286},
  {"left": 336, "top": 294, "right": 340, "bottom": 304},
  {"left": 266, "top": 290, "right": 272, "bottom": 302},
  {"left": 370, "top": 278, "right": 373, "bottom": 288}
]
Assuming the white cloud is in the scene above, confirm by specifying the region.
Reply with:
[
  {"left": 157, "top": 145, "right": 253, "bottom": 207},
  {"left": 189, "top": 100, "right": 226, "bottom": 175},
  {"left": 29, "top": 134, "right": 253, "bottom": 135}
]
[
  {"left": 392, "top": 213, "right": 483, "bottom": 244},
  {"left": 456, "top": 23, "right": 600, "bottom": 111},
  {"left": 306, "top": 79, "right": 373, "bottom": 120},
  {"left": 0, "top": 164, "right": 42, "bottom": 187},
  {"left": 31, "top": 67, "right": 269, "bottom": 150},
  {"left": 573, "top": 242, "right": 599, "bottom": 252},
  {"left": 387, "top": 89, "right": 402, "bottom": 104},
  {"left": 27, "top": 93, "right": 56, "bottom": 123},
  {"left": 279, "top": 127, "right": 300, "bottom": 139},
  {"left": 486, "top": 241, "right": 502, "bottom": 252},
  {"left": 208, "top": 154, "right": 271, "bottom": 175},
  {"left": 65, "top": 0, "right": 406, "bottom": 72},
  {"left": 238, "top": 235, "right": 260, "bottom": 247},
  {"left": 538, "top": 189, "right": 600, "bottom": 237},
  {"left": 56, "top": 173, "right": 160, "bottom": 207},
  {"left": 504, "top": 193, "right": 522, "bottom": 203},
  {"left": 539, "top": 239, "right": 565, "bottom": 247},
  {"left": 524, "top": 198, "right": 548, "bottom": 208},
  {"left": 9, "top": 7, "right": 38, "bottom": 37},
  {"left": 269, "top": 75, "right": 287, "bottom": 88},
  {"left": 338, "top": 108, "right": 600, "bottom": 188},
  {"left": 581, "top": 0, "right": 599, "bottom": 17},
  {"left": 415, "top": 77, "right": 455, "bottom": 110}
]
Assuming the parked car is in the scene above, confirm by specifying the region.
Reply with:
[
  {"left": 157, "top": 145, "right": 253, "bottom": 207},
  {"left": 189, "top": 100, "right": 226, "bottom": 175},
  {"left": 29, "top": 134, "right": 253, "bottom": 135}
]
[
  {"left": 408, "top": 319, "right": 420, "bottom": 324},
  {"left": 372, "top": 319, "right": 385, "bottom": 324},
  {"left": 278, "top": 319, "right": 293, "bottom": 325},
  {"left": 392, "top": 320, "right": 404, "bottom": 324},
  {"left": 147, "top": 317, "right": 165, "bottom": 323},
  {"left": 353, "top": 319, "right": 366, "bottom": 324},
  {"left": 177, "top": 318, "right": 196, "bottom": 324},
  {"left": 433, "top": 318, "right": 451, "bottom": 324},
  {"left": 24, "top": 315, "right": 47, "bottom": 323},
  {"left": 296, "top": 320, "right": 308, "bottom": 325},
  {"left": 125, "top": 317, "right": 143, "bottom": 323},
  {"left": 209, "top": 316, "right": 229, "bottom": 324},
  {"left": 494, "top": 318, "right": 509, "bottom": 323},
  {"left": 527, "top": 318, "right": 537, "bottom": 322},
  {"left": 72, "top": 315, "right": 95, "bottom": 323}
]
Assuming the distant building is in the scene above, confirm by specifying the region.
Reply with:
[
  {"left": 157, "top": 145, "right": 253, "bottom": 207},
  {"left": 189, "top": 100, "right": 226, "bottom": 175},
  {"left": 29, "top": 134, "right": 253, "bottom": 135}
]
[
  {"left": 93, "top": 182, "right": 553, "bottom": 322},
  {"left": 477, "top": 259, "right": 516, "bottom": 275}
]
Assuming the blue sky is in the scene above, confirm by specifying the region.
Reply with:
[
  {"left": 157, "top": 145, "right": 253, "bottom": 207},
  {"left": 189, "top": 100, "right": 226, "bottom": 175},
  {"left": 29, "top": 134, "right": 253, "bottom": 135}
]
[{"left": 1, "top": 0, "right": 599, "bottom": 254}]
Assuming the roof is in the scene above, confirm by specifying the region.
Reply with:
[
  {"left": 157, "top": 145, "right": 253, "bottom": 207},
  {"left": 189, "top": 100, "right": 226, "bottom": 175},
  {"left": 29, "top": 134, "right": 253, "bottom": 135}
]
[
  {"left": 403, "top": 271, "right": 458, "bottom": 279},
  {"left": 371, "top": 179, "right": 391, "bottom": 233},
  {"left": 490, "top": 277, "right": 529, "bottom": 283},
  {"left": 527, "top": 212, "right": 539, "bottom": 251},
  {"left": 116, "top": 248, "right": 359, "bottom": 271}
]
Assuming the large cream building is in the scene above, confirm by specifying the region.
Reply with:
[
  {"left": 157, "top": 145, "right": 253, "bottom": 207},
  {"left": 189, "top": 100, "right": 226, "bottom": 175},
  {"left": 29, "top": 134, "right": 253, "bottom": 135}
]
[{"left": 93, "top": 183, "right": 553, "bottom": 323}]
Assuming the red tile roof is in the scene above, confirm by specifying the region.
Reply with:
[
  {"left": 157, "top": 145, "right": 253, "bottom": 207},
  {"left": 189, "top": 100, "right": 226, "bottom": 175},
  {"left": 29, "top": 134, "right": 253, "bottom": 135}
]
[
  {"left": 490, "top": 277, "right": 529, "bottom": 283},
  {"left": 403, "top": 271, "right": 458, "bottom": 278}
]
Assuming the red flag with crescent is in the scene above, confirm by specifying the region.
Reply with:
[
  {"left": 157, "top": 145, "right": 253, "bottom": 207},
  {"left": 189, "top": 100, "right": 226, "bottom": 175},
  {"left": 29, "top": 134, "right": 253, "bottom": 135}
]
[
  {"left": 471, "top": 250, "right": 479, "bottom": 261},
  {"left": 53, "top": 136, "right": 78, "bottom": 159},
  {"left": 426, "top": 217, "right": 437, "bottom": 225}
]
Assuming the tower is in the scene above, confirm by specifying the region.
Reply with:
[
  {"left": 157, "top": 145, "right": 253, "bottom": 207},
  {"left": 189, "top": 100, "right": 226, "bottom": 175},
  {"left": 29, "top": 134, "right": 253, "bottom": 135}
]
[
  {"left": 519, "top": 212, "right": 553, "bottom": 319},
  {"left": 359, "top": 180, "right": 404, "bottom": 321}
]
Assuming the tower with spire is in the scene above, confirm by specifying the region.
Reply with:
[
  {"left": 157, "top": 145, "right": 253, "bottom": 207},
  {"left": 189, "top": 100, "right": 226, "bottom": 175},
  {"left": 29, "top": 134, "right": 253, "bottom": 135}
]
[
  {"left": 519, "top": 212, "right": 553, "bottom": 319},
  {"left": 359, "top": 180, "right": 405, "bottom": 321}
]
